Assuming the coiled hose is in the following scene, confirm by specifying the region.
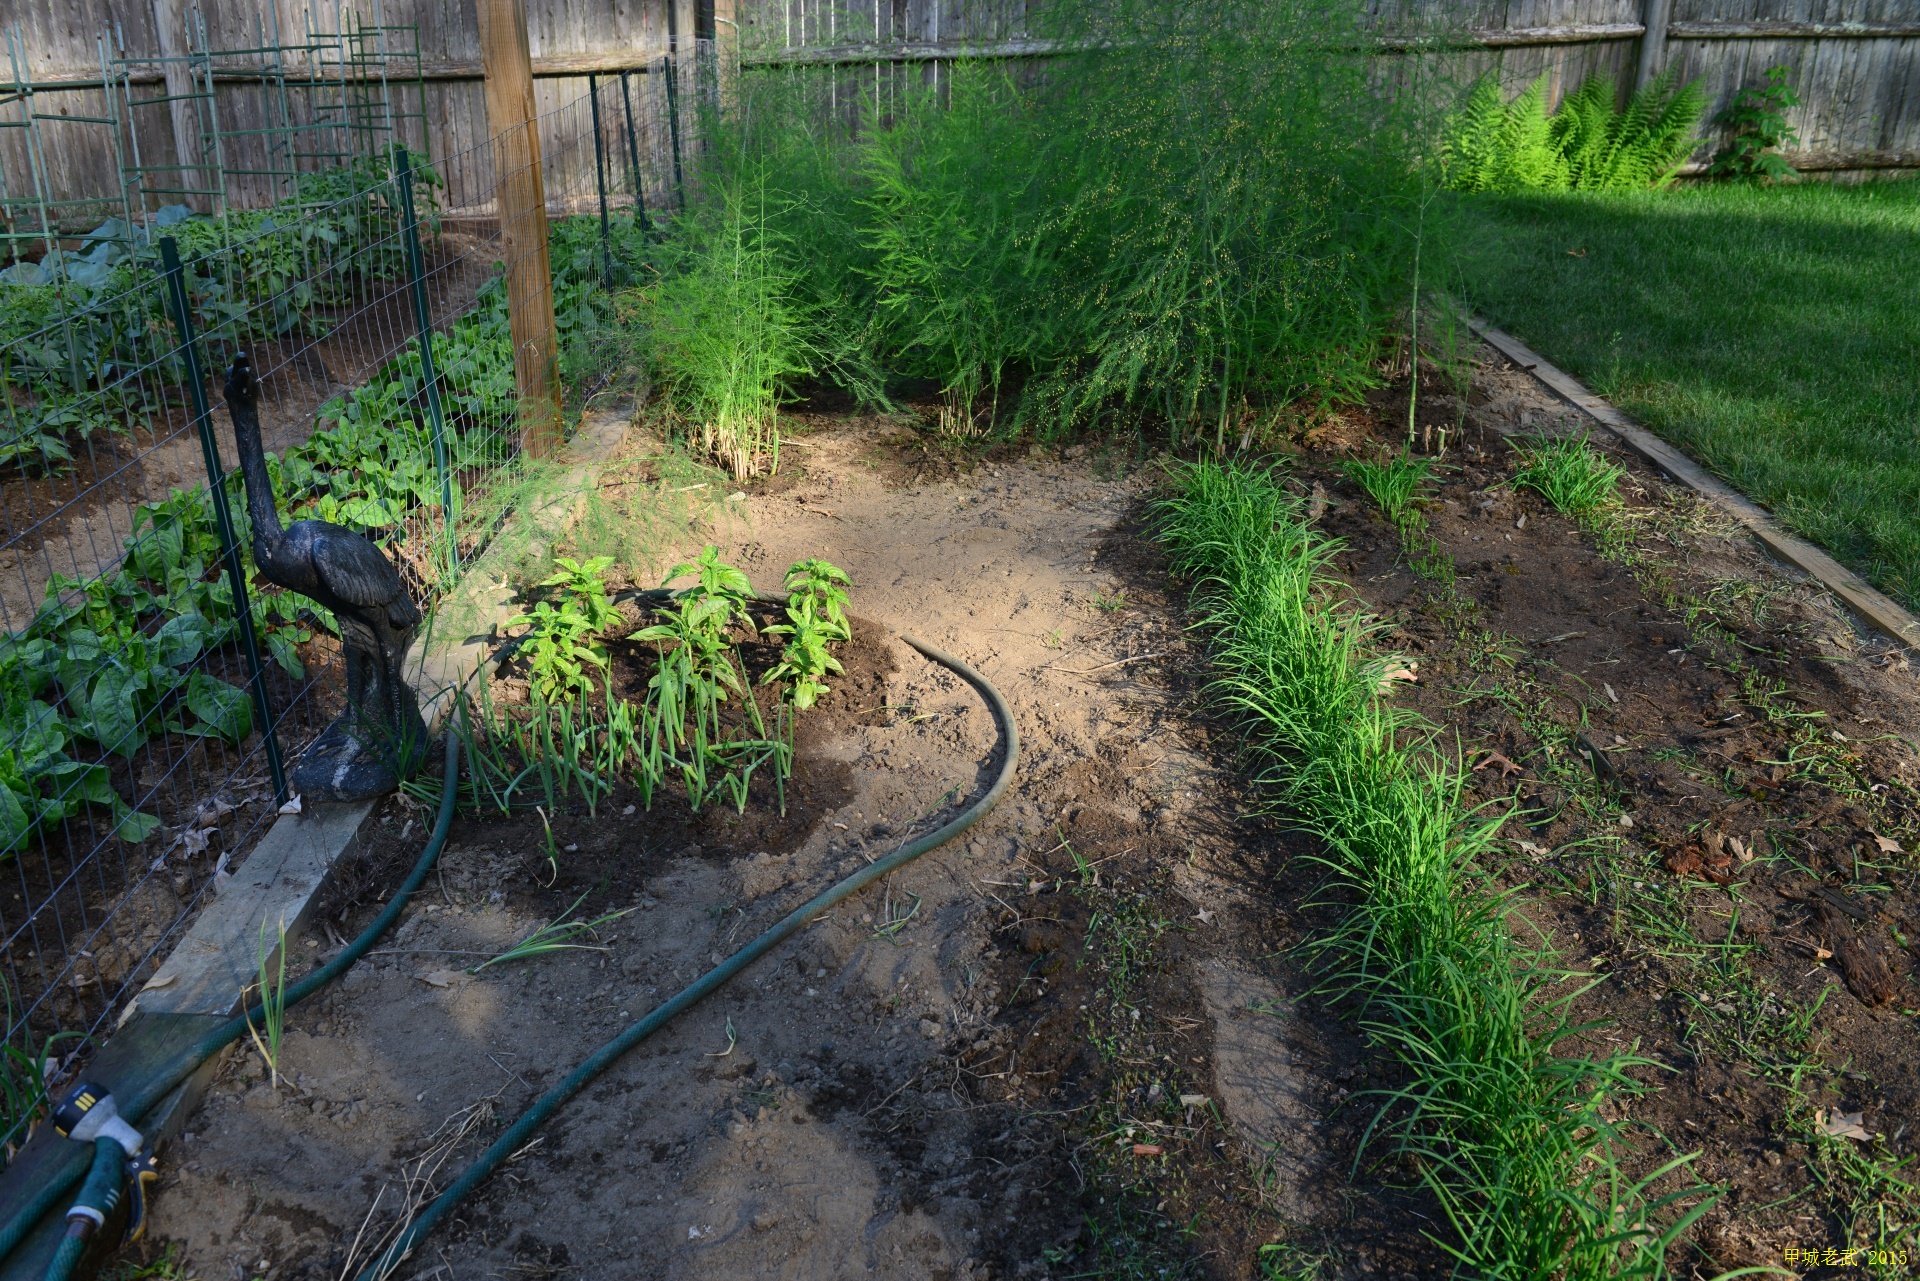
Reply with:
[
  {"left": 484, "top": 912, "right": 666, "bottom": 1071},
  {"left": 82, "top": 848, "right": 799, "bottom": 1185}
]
[
  {"left": 355, "top": 633, "right": 1016, "bottom": 1280},
  {"left": 0, "top": 734, "right": 464, "bottom": 1271}
]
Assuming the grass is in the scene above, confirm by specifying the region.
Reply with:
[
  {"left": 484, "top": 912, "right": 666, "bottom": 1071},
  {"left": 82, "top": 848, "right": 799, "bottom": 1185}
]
[
  {"left": 469, "top": 890, "right": 633, "bottom": 973},
  {"left": 1511, "top": 433, "right": 1626, "bottom": 516},
  {"left": 243, "top": 917, "right": 289, "bottom": 1091},
  {"left": 1157, "top": 460, "right": 1715, "bottom": 1279},
  {"left": 1455, "top": 179, "right": 1920, "bottom": 607}
]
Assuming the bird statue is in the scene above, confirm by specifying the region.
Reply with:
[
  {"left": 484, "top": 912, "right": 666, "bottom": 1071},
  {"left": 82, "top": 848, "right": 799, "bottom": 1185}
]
[{"left": 223, "top": 352, "right": 427, "bottom": 802}]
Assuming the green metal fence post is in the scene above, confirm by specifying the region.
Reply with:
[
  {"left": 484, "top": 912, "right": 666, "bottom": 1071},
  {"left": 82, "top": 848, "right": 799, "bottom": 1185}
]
[
  {"left": 618, "top": 70, "right": 651, "bottom": 239},
  {"left": 394, "top": 148, "right": 458, "bottom": 581},
  {"left": 662, "top": 54, "right": 685, "bottom": 210},
  {"left": 587, "top": 74, "right": 614, "bottom": 288},
  {"left": 157, "top": 236, "right": 289, "bottom": 807}
]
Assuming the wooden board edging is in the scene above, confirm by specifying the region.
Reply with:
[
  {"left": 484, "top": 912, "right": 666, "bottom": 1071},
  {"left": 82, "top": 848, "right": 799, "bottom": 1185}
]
[{"left": 1471, "top": 319, "right": 1920, "bottom": 651}]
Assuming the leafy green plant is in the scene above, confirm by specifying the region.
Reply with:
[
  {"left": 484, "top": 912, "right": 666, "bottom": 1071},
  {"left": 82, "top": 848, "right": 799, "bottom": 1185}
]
[
  {"left": 242, "top": 917, "right": 288, "bottom": 1091},
  {"left": 764, "top": 558, "right": 851, "bottom": 712},
  {"left": 1510, "top": 433, "right": 1626, "bottom": 516},
  {"left": 468, "top": 890, "right": 634, "bottom": 972},
  {"left": 507, "top": 555, "right": 620, "bottom": 703},
  {"left": 1710, "top": 67, "right": 1801, "bottom": 182},
  {"left": 1445, "top": 71, "right": 1706, "bottom": 193},
  {"left": 632, "top": 548, "right": 785, "bottom": 812},
  {"left": 507, "top": 599, "right": 608, "bottom": 704}
]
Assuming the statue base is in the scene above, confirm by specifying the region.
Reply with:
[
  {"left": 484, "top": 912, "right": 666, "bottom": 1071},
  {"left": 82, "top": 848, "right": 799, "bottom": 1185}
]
[{"left": 292, "top": 715, "right": 423, "bottom": 803}]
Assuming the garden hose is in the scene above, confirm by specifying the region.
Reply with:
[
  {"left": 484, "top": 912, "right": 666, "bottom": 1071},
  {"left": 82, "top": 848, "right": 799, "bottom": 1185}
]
[
  {"left": 356, "top": 633, "right": 1017, "bottom": 1280},
  {"left": 38, "top": 1139, "right": 118, "bottom": 1281},
  {"left": 0, "top": 734, "right": 464, "bottom": 1267}
]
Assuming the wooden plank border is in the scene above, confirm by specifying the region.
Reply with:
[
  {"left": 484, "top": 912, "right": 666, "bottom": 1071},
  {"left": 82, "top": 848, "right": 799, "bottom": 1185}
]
[{"left": 1471, "top": 319, "right": 1920, "bottom": 651}]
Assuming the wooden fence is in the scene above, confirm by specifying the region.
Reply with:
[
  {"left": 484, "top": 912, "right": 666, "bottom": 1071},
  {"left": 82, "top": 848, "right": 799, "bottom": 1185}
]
[{"left": 4, "top": 0, "right": 1917, "bottom": 231}]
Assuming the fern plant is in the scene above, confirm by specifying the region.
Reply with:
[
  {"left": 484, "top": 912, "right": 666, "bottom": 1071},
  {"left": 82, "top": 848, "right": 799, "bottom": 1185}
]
[{"left": 1445, "top": 71, "right": 1705, "bottom": 194}]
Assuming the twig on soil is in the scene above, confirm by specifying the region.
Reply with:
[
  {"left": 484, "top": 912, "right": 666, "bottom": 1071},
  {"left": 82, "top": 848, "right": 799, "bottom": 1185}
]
[{"left": 1048, "top": 651, "right": 1167, "bottom": 676}]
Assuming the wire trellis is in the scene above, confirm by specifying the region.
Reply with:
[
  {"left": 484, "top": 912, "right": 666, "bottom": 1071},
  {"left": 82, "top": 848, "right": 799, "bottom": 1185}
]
[{"left": 0, "top": 61, "right": 694, "bottom": 1160}]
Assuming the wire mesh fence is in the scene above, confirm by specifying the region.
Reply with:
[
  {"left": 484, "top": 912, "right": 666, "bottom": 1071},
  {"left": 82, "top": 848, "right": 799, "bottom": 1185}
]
[{"left": 0, "top": 55, "right": 699, "bottom": 1159}]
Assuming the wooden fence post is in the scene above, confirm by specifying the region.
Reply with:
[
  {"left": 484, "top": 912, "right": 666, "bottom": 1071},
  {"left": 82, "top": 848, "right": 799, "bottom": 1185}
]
[
  {"left": 478, "top": 0, "right": 563, "bottom": 458},
  {"left": 150, "top": 0, "right": 210, "bottom": 212},
  {"left": 1635, "top": 0, "right": 1675, "bottom": 91}
]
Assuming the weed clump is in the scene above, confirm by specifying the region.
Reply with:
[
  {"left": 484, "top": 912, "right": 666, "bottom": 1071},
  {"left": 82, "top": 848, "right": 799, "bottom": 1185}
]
[{"left": 1511, "top": 433, "right": 1626, "bottom": 516}]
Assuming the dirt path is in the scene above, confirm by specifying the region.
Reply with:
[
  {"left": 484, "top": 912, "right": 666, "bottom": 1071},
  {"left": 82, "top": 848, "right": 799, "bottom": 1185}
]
[{"left": 136, "top": 358, "right": 1920, "bottom": 1280}]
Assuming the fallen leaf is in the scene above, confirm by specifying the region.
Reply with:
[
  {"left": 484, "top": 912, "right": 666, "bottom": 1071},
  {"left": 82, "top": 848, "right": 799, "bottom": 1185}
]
[
  {"left": 1513, "top": 840, "right": 1548, "bottom": 859},
  {"left": 194, "top": 796, "right": 236, "bottom": 828},
  {"left": 1817, "top": 1109, "right": 1875, "bottom": 1143},
  {"left": 1193, "top": 908, "right": 1214, "bottom": 925},
  {"left": 179, "top": 827, "right": 211, "bottom": 856},
  {"left": 1378, "top": 663, "right": 1418, "bottom": 692},
  {"left": 1664, "top": 846, "right": 1702, "bottom": 878},
  {"left": 417, "top": 969, "right": 464, "bottom": 989},
  {"left": 142, "top": 972, "right": 177, "bottom": 991},
  {"left": 1728, "top": 836, "right": 1751, "bottom": 863},
  {"left": 1603, "top": 682, "right": 1619, "bottom": 703},
  {"left": 1475, "top": 751, "right": 1522, "bottom": 779},
  {"left": 1178, "top": 1094, "right": 1209, "bottom": 1108},
  {"left": 1871, "top": 832, "right": 1903, "bottom": 854},
  {"left": 1131, "top": 1143, "right": 1164, "bottom": 1157},
  {"left": 1306, "top": 481, "right": 1329, "bottom": 522},
  {"left": 211, "top": 850, "right": 232, "bottom": 892},
  {"left": 278, "top": 794, "right": 303, "bottom": 816},
  {"left": 1785, "top": 936, "right": 1834, "bottom": 962},
  {"left": 1567, "top": 247, "right": 1587, "bottom": 258}
]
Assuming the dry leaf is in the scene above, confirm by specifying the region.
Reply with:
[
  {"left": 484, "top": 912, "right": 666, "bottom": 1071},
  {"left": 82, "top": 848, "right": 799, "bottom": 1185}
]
[
  {"left": 211, "top": 850, "right": 232, "bottom": 892},
  {"left": 1513, "top": 840, "right": 1548, "bottom": 859},
  {"left": 1664, "top": 845, "right": 1702, "bottom": 878},
  {"left": 1728, "top": 836, "right": 1751, "bottom": 863},
  {"left": 1306, "top": 481, "right": 1329, "bottom": 523},
  {"left": 1603, "top": 682, "right": 1619, "bottom": 704},
  {"left": 417, "top": 969, "right": 464, "bottom": 989},
  {"left": 1193, "top": 908, "right": 1214, "bottom": 925},
  {"left": 1378, "top": 664, "right": 1418, "bottom": 692},
  {"left": 278, "top": 794, "right": 303, "bottom": 816},
  {"left": 1178, "top": 1094, "right": 1209, "bottom": 1108},
  {"left": 1131, "top": 1143, "right": 1164, "bottom": 1157},
  {"left": 1816, "top": 1109, "right": 1875, "bottom": 1142},
  {"left": 142, "top": 972, "right": 177, "bottom": 991},
  {"left": 194, "top": 796, "right": 236, "bottom": 828},
  {"left": 1871, "top": 831, "right": 1903, "bottom": 854},
  {"left": 1475, "top": 751, "right": 1522, "bottom": 779},
  {"left": 179, "top": 827, "right": 210, "bottom": 856}
]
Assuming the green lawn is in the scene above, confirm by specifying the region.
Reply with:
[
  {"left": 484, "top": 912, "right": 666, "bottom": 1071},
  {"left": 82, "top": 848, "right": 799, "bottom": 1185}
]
[{"left": 1453, "top": 180, "right": 1920, "bottom": 609}]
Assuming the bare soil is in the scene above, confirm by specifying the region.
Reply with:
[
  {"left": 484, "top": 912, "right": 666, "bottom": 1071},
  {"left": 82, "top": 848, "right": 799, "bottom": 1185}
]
[{"left": 134, "top": 349, "right": 1920, "bottom": 1280}]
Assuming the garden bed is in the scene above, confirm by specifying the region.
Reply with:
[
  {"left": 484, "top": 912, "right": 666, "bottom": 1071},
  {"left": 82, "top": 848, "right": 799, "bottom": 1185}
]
[{"left": 127, "top": 362, "right": 1920, "bottom": 1279}]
